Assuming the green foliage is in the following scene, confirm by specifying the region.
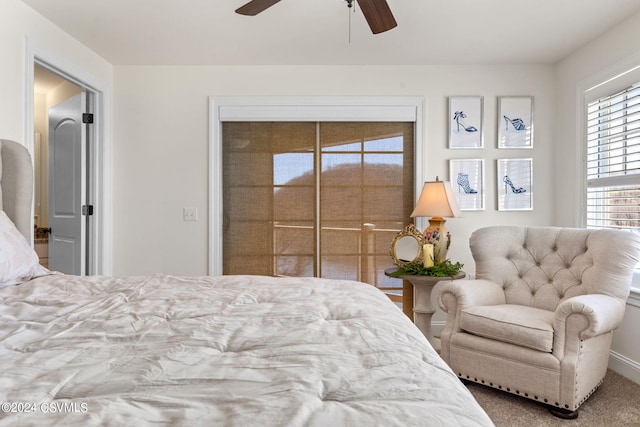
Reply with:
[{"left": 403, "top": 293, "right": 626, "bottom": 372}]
[{"left": 390, "top": 259, "right": 463, "bottom": 277}]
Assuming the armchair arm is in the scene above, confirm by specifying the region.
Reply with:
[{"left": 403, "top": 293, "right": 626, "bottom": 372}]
[
  {"left": 553, "top": 294, "right": 627, "bottom": 359},
  {"left": 438, "top": 279, "right": 506, "bottom": 313},
  {"left": 555, "top": 294, "right": 626, "bottom": 338},
  {"left": 438, "top": 279, "right": 505, "bottom": 362}
]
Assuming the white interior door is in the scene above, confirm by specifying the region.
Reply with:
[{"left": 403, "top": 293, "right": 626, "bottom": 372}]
[{"left": 48, "top": 92, "right": 86, "bottom": 275}]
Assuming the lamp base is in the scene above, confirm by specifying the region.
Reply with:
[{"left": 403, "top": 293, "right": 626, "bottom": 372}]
[{"left": 423, "top": 217, "right": 451, "bottom": 264}]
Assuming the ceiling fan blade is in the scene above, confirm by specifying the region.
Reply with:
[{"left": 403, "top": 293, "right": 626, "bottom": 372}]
[
  {"left": 235, "top": 0, "right": 282, "bottom": 16},
  {"left": 357, "top": 0, "right": 397, "bottom": 34}
]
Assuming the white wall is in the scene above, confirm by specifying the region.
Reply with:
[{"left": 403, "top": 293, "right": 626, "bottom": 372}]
[
  {"left": 555, "top": 12, "right": 640, "bottom": 228},
  {"left": 1, "top": 0, "right": 114, "bottom": 275},
  {"left": 0, "top": 0, "right": 112, "bottom": 144},
  {"left": 555, "top": 11, "right": 640, "bottom": 383},
  {"left": 113, "top": 65, "right": 556, "bottom": 275},
  {"left": 3, "top": 0, "right": 639, "bottom": 383}
]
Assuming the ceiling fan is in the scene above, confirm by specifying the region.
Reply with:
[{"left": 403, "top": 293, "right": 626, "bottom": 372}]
[{"left": 235, "top": 0, "right": 397, "bottom": 34}]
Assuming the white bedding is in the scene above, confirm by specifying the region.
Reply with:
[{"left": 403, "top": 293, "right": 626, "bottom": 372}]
[{"left": 0, "top": 274, "right": 493, "bottom": 426}]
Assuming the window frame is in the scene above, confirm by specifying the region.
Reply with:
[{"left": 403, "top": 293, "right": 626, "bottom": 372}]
[
  {"left": 586, "top": 83, "right": 640, "bottom": 230},
  {"left": 580, "top": 65, "right": 640, "bottom": 301}
]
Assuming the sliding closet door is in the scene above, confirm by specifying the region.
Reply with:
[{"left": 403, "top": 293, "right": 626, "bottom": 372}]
[
  {"left": 318, "top": 122, "right": 414, "bottom": 285},
  {"left": 223, "top": 122, "right": 316, "bottom": 276},
  {"left": 222, "top": 121, "right": 413, "bottom": 288}
]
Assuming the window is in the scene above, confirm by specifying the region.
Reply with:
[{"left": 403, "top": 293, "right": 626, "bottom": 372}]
[
  {"left": 586, "top": 82, "right": 640, "bottom": 233},
  {"left": 222, "top": 121, "right": 414, "bottom": 290}
]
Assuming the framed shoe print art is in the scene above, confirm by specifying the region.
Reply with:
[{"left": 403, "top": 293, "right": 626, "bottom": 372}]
[
  {"left": 497, "top": 158, "right": 533, "bottom": 211},
  {"left": 498, "top": 96, "right": 533, "bottom": 148},
  {"left": 449, "top": 159, "right": 484, "bottom": 211},
  {"left": 448, "top": 96, "right": 483, "bottom": 149}
]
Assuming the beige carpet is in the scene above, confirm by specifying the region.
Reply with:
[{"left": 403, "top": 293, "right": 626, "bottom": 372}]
[{"left": 466, "top": 370, "right": 640, "bottom": 426}]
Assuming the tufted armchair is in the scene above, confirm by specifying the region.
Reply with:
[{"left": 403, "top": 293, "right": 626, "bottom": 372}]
[{"left": 438, "top": 226, "right": 640, "bottom": 418}]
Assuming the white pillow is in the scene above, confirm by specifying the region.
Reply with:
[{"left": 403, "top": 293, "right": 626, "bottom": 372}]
[{"left": 0, "top": 210, "right": 50, "bottom": 287}]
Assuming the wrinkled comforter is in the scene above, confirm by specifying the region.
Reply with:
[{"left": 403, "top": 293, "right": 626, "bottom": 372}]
[{"left": 0, "top": 274, "right": 493, "bottom": 426}]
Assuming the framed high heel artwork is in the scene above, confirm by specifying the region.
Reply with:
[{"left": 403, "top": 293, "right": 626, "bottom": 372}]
[
  {"left": 448, "top": 96, "right": 483, "bottom": 149},
  {"left": 449, "top": 159, "right": 484, "bottom": 211},
  {"left": 497, "top": 96, "right": 533, "bottom": 149},
  {"left": 497, "top": 158, "right": 533, "bottom": 211}
]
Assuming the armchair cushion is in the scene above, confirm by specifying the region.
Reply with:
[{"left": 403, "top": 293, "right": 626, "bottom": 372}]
[{"left": 461, "top": 304, "right": 554, "bottom": 352}]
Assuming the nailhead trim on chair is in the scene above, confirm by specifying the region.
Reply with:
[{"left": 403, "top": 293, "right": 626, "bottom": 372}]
[
  {"left": 444, "top": 226, "right": 640, "bottom": 418},
  {"left": 457, "top": 372, "right": 605, "bottom": 411}
]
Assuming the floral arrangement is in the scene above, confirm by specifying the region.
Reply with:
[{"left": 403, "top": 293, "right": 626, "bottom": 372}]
[{"left": 389, "top": 259, "right": 463, "bottom": 278}]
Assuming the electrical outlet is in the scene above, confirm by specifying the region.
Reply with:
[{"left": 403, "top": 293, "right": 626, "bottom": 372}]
[{"left": 183, "top": 207, "right": 198, "bottom": 221}]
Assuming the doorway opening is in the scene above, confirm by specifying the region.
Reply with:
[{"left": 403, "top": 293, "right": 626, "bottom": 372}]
[
  {"left": 26, "top": 41, "right": 112, "bottom": 276},
  {"left": 209, "top": 96, "right": 425, "bottom": 276},
  {"left": 33, "top": 64, "right": 93, "bottom": 275}
]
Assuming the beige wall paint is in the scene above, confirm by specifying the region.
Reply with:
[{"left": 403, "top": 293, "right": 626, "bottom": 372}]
[
  {"left": 555, "top": 11, "right": 640, "bottom": 383},
  {"left": 113, "top": 65, "right": 556, "bottom": 276},
  {"left": 1, "top": 0, "right": 113, "bottom": 273},
  {"left": 0, "top": 0, "right": 112, "bottom": 143},
  {"left": 3, "top": 0, "right": 640, "bottom": 382},
  {"left": 555, "top": 12, "right": 640, "bottom": 229},
  {"left": 34, "top": 92, "right": 47, "bottom": 225}
]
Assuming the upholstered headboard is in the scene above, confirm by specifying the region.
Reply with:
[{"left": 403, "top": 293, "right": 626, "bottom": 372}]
[{"left": 0, "top": 139, "right": 33, "bottom": 241}]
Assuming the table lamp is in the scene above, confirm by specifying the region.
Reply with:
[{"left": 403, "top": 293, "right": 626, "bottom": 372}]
[{"left": 411, "top": 177, "right": 461, "bottom": 264}]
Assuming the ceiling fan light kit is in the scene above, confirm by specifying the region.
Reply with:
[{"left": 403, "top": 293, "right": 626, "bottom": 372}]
[{"left": 235, "top": 0, "right": 397, "bottom": 34}]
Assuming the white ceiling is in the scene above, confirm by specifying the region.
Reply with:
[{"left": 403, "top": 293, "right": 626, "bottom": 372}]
[{"left": 22, "top": 0, "right": 640, "bottom": 66}]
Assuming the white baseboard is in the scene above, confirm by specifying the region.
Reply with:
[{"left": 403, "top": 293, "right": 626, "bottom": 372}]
[
  {"left": 609, "top": 350, "right": 640, "bottom": 385},
  {"left": 432, "top": 322, "right": 640, "bottom": 386},
  {"left": 432, "top": 321, "right": 446, "bottom": 339}
]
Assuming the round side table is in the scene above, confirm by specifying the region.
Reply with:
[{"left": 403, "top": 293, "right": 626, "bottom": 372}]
[{"left": 385, "top": 269, "right": 466, "bottom": 349}]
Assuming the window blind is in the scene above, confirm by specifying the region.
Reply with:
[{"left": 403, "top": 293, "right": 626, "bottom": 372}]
[
  {"left": 586, "top": 82, "right": 640, "bottom": 231},
  {"left": 222, "top": 121, "right": 414, "bottom": 290}
]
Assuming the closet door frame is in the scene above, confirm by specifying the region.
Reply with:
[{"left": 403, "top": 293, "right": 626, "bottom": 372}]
[{"left": 208, "top": 96, "right": 425, "bottom": 275}]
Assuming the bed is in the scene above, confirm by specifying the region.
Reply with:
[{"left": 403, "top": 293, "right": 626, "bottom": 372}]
[{"left": 0, "top": 139, "right": 493, "bottom": 426}]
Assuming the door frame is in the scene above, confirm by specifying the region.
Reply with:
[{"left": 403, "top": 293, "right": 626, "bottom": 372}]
[
  {"left": 208, "top": 96, "right": 425, "bottom": 276},
  {"left": 24, "top": 39, "right": 113, "bottom": 275}
]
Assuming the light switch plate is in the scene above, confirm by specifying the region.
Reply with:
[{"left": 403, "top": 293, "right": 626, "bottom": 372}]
[{"left": 183, "top": 207, "right": 198, "bottom": 221}]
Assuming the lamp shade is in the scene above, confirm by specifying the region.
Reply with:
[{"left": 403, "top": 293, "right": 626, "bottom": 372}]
[{"left": 410, "top": 179, "right": 461, "bottom": 218}]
